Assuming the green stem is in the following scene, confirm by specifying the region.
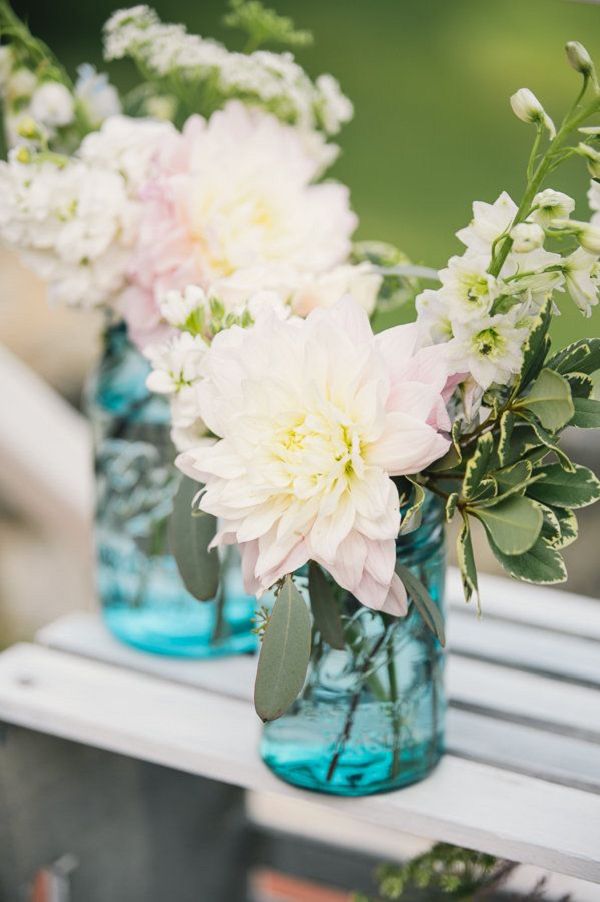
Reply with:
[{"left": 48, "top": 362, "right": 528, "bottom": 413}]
[
  {"left": 387, "top": 641, "right": 401, "bottom": 781},
  {"left": 489, "top": 92, "right": 600, "bottom": 278},
  {"left": 211, "top": 579, "right": 227, "bottom": 644},
  {"left": 326, "top": 625, "right": 390, "bottom": 783}
]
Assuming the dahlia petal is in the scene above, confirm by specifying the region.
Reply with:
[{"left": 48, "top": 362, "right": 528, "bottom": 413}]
[
  {"left": 380, "top": 572, "right": 409, "bottom": 617},
  {"left": 367, "top": 413, "right": 450, "bottom": 475}
]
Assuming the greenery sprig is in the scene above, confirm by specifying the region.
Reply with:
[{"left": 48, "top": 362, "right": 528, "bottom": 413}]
[
  {"left": 355, "top": 842, "right": 569, "bottom": 901},
  {"left": 223, "top": 0, "right": 313, "bottom": 52}
]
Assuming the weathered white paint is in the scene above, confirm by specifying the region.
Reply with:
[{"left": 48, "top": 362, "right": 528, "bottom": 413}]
[{"left": 0, "top": 642, "right": 599, "bottom": 882}]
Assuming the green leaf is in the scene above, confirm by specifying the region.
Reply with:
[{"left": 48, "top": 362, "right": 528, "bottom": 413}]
[
  {"left": 254, "top": 576, "right": 312, "bottom": 722},
  {"left": 571, "top": 397, "right": 600, "bottom": 428},
  {"left": 551, "top": 507, "right": 579, "bottom": 549},
  {"left": 566, "top": 372, "right": 594, "bottom": 398},
  {"left": 527, "top": 463, "right": 600, "bottom": 509},
  {"left": 308, "top": 562, "right": 345, "bottom": 650},
  {"left": 517, "top": 300, "right": 551, "bottom": 389},
  {"left": 400, "top": 480, "right": 425, "bottom": 534},
  {"left": 503, "top": 422, "right": 544, "bottom": 466},
  {"left": 428, "top": 444, "right": 462, "bottom": 472},
  {"left": 516, "top": 368, "right": 574, "bottom": 433},
  {"left": 475, "top": 477, "right": 498, "bottom": 501},
  {"left": 395, "top": 562, "right": 445, "bottom": 646},
  {"left": 515, "top": 411, "right": 575, "bottom": 472},
  {"left": 445, "top": 492, "right": 459, "bottom": 522},
  {"left": 547, "top": 338, "right": 600, "bottom": 376},
  {"left": 539, "top": 505, "right": 561, "bottom": 547},
  {"left": 475, "top": 460, "right": 537, "bottom": 507},
  {"left": 457, "top": 516, "right": 478, "bottom": 605},
  {"left": 471, "top": 496, "right": 543, "bottom": 555},
  {"left": 452, "top": 420, "right": 464, "bottom": 455},
  {"left": 497, "top": 411, "right": 515, "bottom": 467},
  {"left": 462, "top": 432, "right": 494, "bottom": 500},
  {"left": 489, "top": 535, "right": 567, "bottom": 585},
  {"left": 496, "top": 460, "right": 532, "bottom": 492},
  {"left": 169, "top": 477, "right": 220, "bottom": 602}
]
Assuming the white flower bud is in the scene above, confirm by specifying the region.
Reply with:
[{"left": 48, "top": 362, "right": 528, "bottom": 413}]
[
  {"left": 566, "top": 41, "right": 593, "bottom": 76},
  {"left": 510, "top": 88, "right": 556, "bottom": 139},
  {"left": 578, "top": 142, "right": 600, "bottom": 179},
  {"left": 510, "top": 222, "right": 545, "bottom": 253},
  {"left": 160, "top": 285, "right": 207, "bottom": 328},
  {"left": 6, "top": 67, "right": 37, "bottom": 102},
  {"left": 576, "top": 222, "right": 600, "bottom": 255},
  {"left": 30, "top": 82, "right": 75, "bottom": 128},
  {"left": 531, "top": 189, "right": 575, "bottom": 226}
]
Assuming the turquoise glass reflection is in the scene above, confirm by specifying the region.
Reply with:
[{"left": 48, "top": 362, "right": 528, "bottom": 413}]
[
  {"left": 261, "top": 494, "right": 446, "bottom": 796},
  {"left": 86, "top": 323, "right": 257, "bottom": 658}
]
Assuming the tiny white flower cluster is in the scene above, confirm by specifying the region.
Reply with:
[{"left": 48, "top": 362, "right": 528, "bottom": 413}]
[
  {"left": 0, "top": 154, "right": 132, "bottom": 307},
  {"left": 0, "top": 115, "right": 173, "bottom": 308},
  {"left": 416, "top": 188, "right": 600, "bottom": 403},
  {"left": 103, "top": 5, "right": 353, "bottom": 136},
  {"left": 143, "top": 258, "right": 382, "bottom": 450},
  {"left": 0, "top": 43, "right": 120, "bottom": 150}
]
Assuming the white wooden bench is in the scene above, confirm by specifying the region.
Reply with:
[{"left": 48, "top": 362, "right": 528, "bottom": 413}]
[
  {"left": 1, "top": 343, "right": 599, "bottom": 898},
  {"left": 0, "top": 567, "right": 598, "bottom": 889}
]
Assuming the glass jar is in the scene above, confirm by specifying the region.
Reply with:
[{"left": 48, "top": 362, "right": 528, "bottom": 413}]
[
  {"left": 261, "top": 493, "right": 446, "bottom": 796},
  {"left": 86, "top": 323, "right": 257, "bottom": 657}
]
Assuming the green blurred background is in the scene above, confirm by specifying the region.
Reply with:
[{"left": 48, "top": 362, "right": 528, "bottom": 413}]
[{"left": 12, "top": 0, "right": 600, "bottom": 344}]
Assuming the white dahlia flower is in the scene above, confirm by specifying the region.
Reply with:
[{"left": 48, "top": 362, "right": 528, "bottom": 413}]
[{"left": 177, "top": 298, "right": 454, "bottom": 615}]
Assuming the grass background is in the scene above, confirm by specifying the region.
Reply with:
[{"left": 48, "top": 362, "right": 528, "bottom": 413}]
[{"left": 11, "top": 0, "right": 600, "bottom": 345}]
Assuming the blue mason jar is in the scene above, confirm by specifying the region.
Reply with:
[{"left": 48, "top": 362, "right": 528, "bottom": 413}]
[
  {"left": 261, "top": 493, "right": 446, "bottom": 795},
  {"left": 85, "top": 323, "right": 258, "bottom": 657}
]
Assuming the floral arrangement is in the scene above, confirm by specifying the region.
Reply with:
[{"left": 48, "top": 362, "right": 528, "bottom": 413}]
[
  {"left": 0, "top": 2, "right": 374, "bottom": 339},
  {"left": 1, "top": 3, "right": 599, "bottom": 748},
  {"left": 161, "top": 41, "right": 600, "bottom": 724}
]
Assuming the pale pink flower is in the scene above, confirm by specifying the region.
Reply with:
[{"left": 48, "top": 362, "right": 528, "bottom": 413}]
[
  {"left": 177, "top": 298, "right": 454, "bottom": 616},
  {"left": 121, "top": 100, "right": 357, "bottom": 348}
]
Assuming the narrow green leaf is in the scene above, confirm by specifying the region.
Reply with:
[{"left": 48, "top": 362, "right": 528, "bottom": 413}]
[
  {"left": 445, "top": 492, "right": 459, "bottom": 522},
  {"left": 571, "top": 397, "right": 600, "bottom": 429},
  {"left": 472, "top": 496, "right": 543, "bottom": 555},
  {"left": 516, "top": 368, "right": 574, "bottom": 433},
  {"left": 451, "top": 421, "right": 463, "bottom": 459},
  {"left": 517, "top": 300, "right": 552, "bottom": 389},
  {"left": 566, "top": 372, "right": 594, "bottom": 399},
  {"left": 308, "top": 562, "right": 345, "bottom": 650},
  {"left": 169, "top": 477, "right": 219, "bottom": 602},
  {"left": 548, "top": 338, "right": 600, "bottom": 376},
  {"left": 254, "top": 576, "right": 312, "bottom": 722},
  {"left": 462, "top": 432, "right": 494, "bottom": 500},
  {"left": 395, "top": 561, "right": 445, "bottom": 646},
  {"left": 489, "top": 535, "right": 567, "bottom": 585},
  {"left": 457, "top": 516, "right": 478, "bottom": 605},
  {"left": 527, "top": 463, "right": 600, "bottom": 509},
  {"left": 498, "top": 411, "right": 515, "bottom": 467}
]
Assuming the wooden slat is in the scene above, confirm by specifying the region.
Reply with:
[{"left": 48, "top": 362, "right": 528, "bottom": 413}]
[
  {"left": 447, "top": 610, "right": 600, "bottom": 687},
  {"left": 37, "top": 612, "right": 600, "bottom": 742},
  {"left": 446, "top": 710, "right": 600, "bottom": 793},
  {"left": 0, "top": 643, "right": 599, "bottom": 882},
  {"left": 446, "top": 569, "right": 600, "bottom": 642}
]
